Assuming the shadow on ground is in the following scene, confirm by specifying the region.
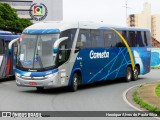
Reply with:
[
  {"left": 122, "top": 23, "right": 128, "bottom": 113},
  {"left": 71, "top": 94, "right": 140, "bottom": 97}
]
[
  {"left": 21, "top": 77, "right": 146, "bottom": 95},
  {"left": 0, "top": 76, "right": 15, "bottom": 83}
]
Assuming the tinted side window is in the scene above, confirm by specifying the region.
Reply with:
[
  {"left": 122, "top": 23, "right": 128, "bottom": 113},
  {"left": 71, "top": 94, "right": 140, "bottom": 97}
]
[
  {"left": 144, "top": 32, "right": 148, "bottom": 46},
  {"left": 116, "top": 31, "right": 125, "bottom": 47},
  {"left": 146, "top": 31, "right": 151, "bottom": 46},
  {"left": 0, "top": 39, "right": 4, "bottom": 54},
  {"left": 121, "top": 31, "right": 129, "bottom": 47},
  {"left": 91, "top": 30, "right": 104, "bottom": 48},
  {"left": 60, "top": 29, "right": 77, "bottom": 48},
  {"left": 104, "top": 30, "right": 125, "bottom": 48},
  {"left": 104, "top": 30, "right": 116, "bottom": 48},
  {"left": 57, "top": 29, "right": 76, "bottom": 66},
  {"left": 76, "top": 29, "right": 90, "bottom": 49},
  {"left": 128, "top": 31, "right": 136, "bottom": 47},
  {"left": 135, "top": 31, "right": 144, "bottom": 47}
]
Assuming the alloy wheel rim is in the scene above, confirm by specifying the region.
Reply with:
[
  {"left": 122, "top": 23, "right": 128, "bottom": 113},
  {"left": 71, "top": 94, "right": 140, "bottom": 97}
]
[
  {"left": 127, "top": 70, "right": 131, "bottom": 80},
  {"left": 134, "top": 69, "right": 138, "bottom": 79},
  {"left": 73, "top": 77, "right": 78, "bottom": 89}
]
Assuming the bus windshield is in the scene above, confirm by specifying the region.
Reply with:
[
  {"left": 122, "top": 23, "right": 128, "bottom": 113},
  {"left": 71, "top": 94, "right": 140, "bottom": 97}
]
[{"left": 17, "top": 34, "right": 59, "bottom": 70}]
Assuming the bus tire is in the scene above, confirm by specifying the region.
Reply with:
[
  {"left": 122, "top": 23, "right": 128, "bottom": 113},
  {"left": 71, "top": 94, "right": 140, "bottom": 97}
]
[
  {"left": 70, "top": 73, "right": 79, "bottom": 92},
  {"left": 36, "top": 87, "right": 44, "bottom": 91},
  {"left": 132, "top": 66, "right": 139, "bottom": 81},
  {"left": 125, "top": 67, "right": 132, "bottom": 82}
]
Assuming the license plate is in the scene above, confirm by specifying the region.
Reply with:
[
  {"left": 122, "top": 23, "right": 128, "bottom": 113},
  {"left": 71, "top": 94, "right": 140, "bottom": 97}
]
[{"left": 29, "top": 82, "right": 37, "bottom": 86}]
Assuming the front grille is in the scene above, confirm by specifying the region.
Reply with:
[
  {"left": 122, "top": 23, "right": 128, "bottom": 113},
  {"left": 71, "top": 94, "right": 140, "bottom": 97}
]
[{"left": 19, "top": 76, "right": 45, "bottom": 80}]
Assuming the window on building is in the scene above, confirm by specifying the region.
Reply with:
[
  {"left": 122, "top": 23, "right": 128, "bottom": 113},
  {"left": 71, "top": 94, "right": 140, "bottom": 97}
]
[
  {"left": 17, "top": 11, "right": 30, "bottom": 15},
  {"left": 8, "top": 2, "right": 32, "bottom": 6}
]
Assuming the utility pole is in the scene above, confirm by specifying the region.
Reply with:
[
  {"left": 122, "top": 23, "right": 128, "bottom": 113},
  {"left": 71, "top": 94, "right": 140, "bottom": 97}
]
[{"left": 123, "top": 1, "right": 131, "bottom": 26}]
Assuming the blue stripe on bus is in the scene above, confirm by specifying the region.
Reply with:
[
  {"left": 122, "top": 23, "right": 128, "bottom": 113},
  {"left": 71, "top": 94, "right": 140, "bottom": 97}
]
[
  {"left": 23, "top": 29, "right": 60, "bottom": 34},
  {"left": 0, "top": 31, "right": 12, "bottom": 35},
  {"left": 69, "top": 47, "right": 151, "bottom": 85},
  {"left": 16, "top": 68, "right": 58, "bottom": 77},
  {"left": 0, "top": 35, "right": 20, "bottom": 41}
]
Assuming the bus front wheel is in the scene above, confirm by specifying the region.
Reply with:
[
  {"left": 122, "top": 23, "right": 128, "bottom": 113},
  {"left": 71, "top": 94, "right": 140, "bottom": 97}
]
[
  {"left": 125, "top": 67, "right": 132, "bottom": 82},
  {"left": 70, "top": 73, "right": 79, "bottom": 92}
]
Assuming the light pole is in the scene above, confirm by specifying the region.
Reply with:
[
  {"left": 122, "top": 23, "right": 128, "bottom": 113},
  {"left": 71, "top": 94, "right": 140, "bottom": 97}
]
[{"left": 123, "top": 0, "right": 131, "bottom": 26}]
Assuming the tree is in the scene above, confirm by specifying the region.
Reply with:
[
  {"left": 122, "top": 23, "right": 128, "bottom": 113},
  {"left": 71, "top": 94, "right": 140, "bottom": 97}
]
[{"left": 0, "top": 3, "right": 32, "bottom": 33}]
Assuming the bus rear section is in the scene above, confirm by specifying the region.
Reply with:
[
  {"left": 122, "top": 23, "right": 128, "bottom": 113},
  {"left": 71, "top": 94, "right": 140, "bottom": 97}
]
[
  {"left": 70, "top": 28, "right": 151, "bottom": 85},
  {"left": 0, "top": 31, "right": 20, "bottom": 79}
]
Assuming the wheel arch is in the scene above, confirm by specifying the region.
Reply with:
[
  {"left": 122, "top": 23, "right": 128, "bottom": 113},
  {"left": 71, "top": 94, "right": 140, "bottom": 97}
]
[
  {"left": 68, "top": 68, "right": 82, "bottom": 86},
  {"left": 135, "top": 64, "right": 140, "bottom": 75}
]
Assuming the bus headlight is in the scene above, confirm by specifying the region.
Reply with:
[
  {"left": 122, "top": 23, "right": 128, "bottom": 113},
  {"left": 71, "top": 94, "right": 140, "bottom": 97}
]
[
  {"left": 45, "top": 74, "right": 54, "bottom": 78},
  {"left": 16, "top": 73, "right": 21, "bottom": 77}
]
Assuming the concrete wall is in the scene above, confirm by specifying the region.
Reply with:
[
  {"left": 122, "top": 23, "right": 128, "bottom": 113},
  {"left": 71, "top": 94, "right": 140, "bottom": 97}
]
[{"left": 151, "top": 48, "right": 160, "bottom": 67}]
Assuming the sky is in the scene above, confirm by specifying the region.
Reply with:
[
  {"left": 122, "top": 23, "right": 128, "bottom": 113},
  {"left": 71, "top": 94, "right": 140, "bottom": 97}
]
[{"left": 63, "top": 0, "right": 160, "bottom": 26}]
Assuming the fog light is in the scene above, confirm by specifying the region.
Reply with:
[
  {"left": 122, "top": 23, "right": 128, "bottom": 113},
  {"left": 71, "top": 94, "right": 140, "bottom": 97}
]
[
  {"left": 48, "top": 82, "right": 53, "bottom": 86},
  {"left": 45, "top": 74, "right": 54, "bottom": 78}
]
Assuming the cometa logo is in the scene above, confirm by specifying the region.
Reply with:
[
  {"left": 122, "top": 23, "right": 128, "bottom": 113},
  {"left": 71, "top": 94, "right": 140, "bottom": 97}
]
[{"left": 90, "top": 50, "right": 109, "bottom": 59}]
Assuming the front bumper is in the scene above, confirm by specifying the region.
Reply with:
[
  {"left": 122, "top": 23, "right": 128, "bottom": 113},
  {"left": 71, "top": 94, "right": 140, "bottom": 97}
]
[{"left": 16, "top": 73, "right": 66, "bottom": 88}]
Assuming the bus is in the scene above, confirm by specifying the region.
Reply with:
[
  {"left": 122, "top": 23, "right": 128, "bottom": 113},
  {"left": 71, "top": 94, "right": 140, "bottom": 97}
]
[
  {"left": 0, "top": 30, "right": 20, "bottom": 79},
  {"left": 12, "top": 21, "right": 151, "bottom": 91}
]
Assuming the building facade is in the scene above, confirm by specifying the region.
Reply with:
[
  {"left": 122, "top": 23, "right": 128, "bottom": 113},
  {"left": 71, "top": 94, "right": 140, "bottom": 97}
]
[
  {"left": 0, "top": 0, "right": 33, "bottom": 19},
  {"left": 127, "top": 2, "right": 151, "bottom": 30},
  {"left": 152, "top": 15, "right": 160, "bottom": 43},
  {"left": 128, "top": 2, "right": 160, "bottom": 44}
]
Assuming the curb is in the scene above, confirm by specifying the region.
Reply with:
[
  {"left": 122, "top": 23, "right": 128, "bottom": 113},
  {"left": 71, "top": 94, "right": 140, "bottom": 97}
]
[{"left": 123, "top": 83, "right": 160, "bottom": 120}]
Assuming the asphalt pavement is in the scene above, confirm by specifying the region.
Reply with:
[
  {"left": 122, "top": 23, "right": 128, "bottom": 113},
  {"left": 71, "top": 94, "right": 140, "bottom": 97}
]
[{"left": 0, "top": 69, "right": 159, "bottom": 120}]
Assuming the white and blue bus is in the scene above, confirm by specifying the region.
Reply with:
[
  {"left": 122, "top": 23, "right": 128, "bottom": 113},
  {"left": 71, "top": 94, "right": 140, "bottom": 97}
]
[
  {"left": 0, "top": 30, "right": 20, "bottom": 79},
  {"left": 12, "top": 22, "right": 151, "bottom": 91}
]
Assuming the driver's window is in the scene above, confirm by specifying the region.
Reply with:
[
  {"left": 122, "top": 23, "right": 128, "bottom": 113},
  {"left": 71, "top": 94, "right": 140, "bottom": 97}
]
[
  {"left": 75, "top": 29, "right": 90, "bottom": 53},
  {"left": 58, "top": 44, "right": 66, "bottom": 63}
]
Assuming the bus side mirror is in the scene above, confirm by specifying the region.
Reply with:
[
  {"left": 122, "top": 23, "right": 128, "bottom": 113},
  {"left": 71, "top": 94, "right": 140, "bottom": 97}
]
[
  {"left": 14, "top": 46, "right": 18, "bottom": 54},
  {"left": 53, "top": 37, "right": 68, "bottom": 54},
  {"left": 8, "top": 38, "right": 19, "bottom": 54}
]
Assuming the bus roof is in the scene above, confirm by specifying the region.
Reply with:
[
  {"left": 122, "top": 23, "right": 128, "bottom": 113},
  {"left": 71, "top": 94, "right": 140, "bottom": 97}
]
[
  {"left": 23, "top": 21, "right": 150, "bottom": 34},
  {"left": 0, "top": 35, "right": 20, "bottom": 41},
  {"left": 0, "top": 30, "right": 12, "bottom": 35}
]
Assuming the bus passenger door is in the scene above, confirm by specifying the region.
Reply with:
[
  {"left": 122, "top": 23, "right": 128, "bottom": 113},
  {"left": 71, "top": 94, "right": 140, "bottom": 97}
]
[
  {"left": 4, "top": 41, "right": 13, "bottom": 76},
  {"left": 0, "top": 39, "right": 4, "bottom": 78},
  {"left": 57, "top": 41, "right": 71, "bottom": 86}
]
